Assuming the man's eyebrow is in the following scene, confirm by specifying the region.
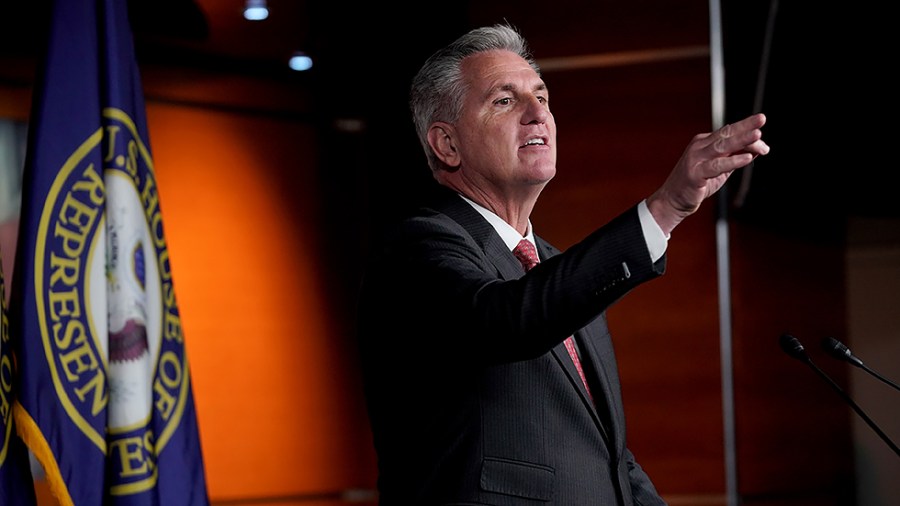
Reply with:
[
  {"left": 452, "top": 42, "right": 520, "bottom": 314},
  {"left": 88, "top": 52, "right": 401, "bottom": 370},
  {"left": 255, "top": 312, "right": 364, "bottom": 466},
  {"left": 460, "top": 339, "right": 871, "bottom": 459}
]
[{"left": 490, "top": 82, "right": 548, "bottom": 94}]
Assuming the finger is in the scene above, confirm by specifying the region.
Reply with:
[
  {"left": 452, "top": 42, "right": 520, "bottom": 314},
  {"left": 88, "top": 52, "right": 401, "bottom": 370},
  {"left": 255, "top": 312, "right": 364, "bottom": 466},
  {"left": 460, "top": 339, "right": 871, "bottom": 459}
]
[
  {"left": 707, "top": 152, "right": 755, "bottom": 177},
  {"left": 724, "top": 113, "right": 766, "bottom": 133},
  {"left": 705, "top": 116, "right": 758, "bottom": 143},
  {"left": 739, "top": 138, "right": 770, "bottom": 157},
  {"left": 705, "top": 113, "right": 767, "bottom": 151},
  {"left": 707, "top": 126, "right": 765, "bottom": 157}
]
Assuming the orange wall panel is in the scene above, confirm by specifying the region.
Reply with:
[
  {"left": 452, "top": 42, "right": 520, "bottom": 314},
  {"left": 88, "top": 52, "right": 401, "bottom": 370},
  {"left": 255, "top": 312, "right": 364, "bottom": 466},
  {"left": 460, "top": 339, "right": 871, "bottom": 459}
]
[{"left": 146, "top": 103, "right": 376, "bottom": 501}]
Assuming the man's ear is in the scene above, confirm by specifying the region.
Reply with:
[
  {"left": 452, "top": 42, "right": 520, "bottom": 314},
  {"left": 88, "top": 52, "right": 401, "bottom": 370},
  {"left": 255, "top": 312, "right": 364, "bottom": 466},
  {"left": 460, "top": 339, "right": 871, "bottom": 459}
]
[{"left": 427, "top": 122, "right": 460, "bottom": 168}]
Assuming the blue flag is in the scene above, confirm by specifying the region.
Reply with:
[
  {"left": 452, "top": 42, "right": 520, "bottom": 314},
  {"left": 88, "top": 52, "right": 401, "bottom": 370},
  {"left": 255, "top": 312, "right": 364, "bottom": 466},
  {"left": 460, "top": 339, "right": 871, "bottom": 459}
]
[
  {"left": 9, "top": 0, "right": 210, "bottom": 504},
  {"left": 1, "top": 253, "right": 36, "bottom": 505}
]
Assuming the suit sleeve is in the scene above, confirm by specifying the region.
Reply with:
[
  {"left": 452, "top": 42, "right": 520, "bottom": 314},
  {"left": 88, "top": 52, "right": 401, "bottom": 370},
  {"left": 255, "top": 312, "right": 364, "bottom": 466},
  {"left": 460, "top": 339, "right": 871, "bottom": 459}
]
[{"left": 360, "top": 203, "right": 664, "bottom": 366}]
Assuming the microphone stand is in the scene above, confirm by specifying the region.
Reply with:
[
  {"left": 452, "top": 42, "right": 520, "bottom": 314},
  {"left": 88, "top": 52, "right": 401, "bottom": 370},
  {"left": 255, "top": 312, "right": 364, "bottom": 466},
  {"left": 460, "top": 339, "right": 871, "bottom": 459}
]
[
  {"left": 856, "top": 362, "right": 900, "bottom": 392},
  {"left": 802, "top": 357, "right": 900, "bottom": 458},
  {"left": 780, "top": 334, "right": 900, "bottom": 458},
  {"left": 821, "top": 337, "right": 900, "bottom": 392}
]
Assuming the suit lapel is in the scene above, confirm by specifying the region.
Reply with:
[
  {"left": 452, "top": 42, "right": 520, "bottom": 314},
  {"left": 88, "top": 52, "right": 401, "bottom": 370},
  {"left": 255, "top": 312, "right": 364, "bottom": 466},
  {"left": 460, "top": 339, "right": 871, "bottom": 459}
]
[
  {"left": 551, "top": 340, "right": 602, "bottom": 411},
  {"left": 437, "top": 189, "right": 524, "bottom": 280},
  {"left": 576, "top": 327, "right": 622, "bottom": 449},
  {"left": 534, "top": 237, "right": 616, "bottom": 444},
  {"left": 439, "top": 191, "right": 616, "bottom": 444}
]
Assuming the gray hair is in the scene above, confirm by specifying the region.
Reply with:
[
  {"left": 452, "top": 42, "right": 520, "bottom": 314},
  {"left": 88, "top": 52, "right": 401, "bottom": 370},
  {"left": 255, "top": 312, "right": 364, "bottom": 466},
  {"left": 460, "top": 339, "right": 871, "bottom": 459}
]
[{"left": 409, "top": 23, "right": 540, "bottom": 172}]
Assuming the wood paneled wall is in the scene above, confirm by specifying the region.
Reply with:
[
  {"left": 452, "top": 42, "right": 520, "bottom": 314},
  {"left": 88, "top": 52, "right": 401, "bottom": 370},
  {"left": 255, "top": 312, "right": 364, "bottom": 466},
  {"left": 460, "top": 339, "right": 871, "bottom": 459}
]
[{"left": 0, "top": 1, "right": 858, "bottom": 503}]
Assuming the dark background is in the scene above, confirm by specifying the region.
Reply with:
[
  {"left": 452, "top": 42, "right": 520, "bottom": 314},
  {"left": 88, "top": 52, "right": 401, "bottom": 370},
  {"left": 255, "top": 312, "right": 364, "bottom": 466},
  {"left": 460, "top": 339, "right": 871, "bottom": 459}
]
[{"left": 2, "top": 1, "right": 897, "bottom": 504}]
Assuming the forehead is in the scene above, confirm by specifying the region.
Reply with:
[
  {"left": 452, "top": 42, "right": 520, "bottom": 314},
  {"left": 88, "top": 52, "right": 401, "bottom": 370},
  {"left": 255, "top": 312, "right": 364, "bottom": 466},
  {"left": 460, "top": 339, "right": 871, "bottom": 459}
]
[{"left": 461, "top": 50, "right": 544, "bottom": 94}]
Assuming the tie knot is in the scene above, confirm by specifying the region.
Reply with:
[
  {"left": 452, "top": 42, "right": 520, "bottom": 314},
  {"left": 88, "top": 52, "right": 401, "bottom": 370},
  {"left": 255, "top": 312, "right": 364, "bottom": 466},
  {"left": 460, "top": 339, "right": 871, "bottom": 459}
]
[{"left": 513, "top": 239, "right": 540, "bottom": 271}]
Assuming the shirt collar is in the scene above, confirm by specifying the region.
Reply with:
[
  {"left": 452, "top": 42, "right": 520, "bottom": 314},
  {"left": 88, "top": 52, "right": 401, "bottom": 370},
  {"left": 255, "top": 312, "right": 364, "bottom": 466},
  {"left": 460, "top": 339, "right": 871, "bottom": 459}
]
[{"left": 458, "top": 193, "right": 535, "bottom": 251}]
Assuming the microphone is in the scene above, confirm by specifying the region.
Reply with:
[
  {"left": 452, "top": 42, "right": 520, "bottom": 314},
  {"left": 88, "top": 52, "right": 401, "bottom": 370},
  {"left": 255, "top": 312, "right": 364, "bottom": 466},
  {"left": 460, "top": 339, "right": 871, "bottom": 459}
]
[
  {"left": 778, "top": 333, "right": 809, "bottom": 361},
  {"left": 778, "top": 333, "right": 900, "bottom": 458},
  {"left": 820, "top": 336, "right": 900, "bottom": 392}
]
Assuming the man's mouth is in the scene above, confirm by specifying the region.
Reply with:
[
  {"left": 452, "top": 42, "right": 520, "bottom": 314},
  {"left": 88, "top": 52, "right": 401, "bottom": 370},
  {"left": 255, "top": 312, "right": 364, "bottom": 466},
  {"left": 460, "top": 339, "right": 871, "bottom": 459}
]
[{"left": 522, "top": 137, "right": 546, "bottom": 147}]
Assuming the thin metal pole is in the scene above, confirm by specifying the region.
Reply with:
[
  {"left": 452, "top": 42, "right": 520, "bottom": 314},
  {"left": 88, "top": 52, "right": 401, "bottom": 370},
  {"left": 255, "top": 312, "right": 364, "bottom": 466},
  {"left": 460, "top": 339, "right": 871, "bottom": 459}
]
[{"left": 708, "top": 1, "right": 739, "bottom": 505}]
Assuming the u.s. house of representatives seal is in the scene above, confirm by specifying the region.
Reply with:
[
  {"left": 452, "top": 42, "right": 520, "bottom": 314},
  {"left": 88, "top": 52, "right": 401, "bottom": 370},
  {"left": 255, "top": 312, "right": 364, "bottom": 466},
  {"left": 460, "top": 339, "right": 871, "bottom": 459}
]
[
  {"left": 1, "top": 263, "right": 13, "bottom": 468},
  {"left": 35, "top": 107, "right": 190, "bottom": 496}
]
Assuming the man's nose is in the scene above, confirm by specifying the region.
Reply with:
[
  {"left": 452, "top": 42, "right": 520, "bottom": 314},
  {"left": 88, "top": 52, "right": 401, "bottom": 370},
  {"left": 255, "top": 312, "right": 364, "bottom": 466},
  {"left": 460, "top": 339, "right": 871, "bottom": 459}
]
[{"left": 522, "top": 97, "right": 548, "bottom": 124}]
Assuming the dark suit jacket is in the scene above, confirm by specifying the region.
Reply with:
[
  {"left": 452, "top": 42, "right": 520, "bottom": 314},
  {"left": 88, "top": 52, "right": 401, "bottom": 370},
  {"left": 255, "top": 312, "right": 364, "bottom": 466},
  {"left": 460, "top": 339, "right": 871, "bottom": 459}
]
[{"left": 357, "top": 186, "right": 668, "bottom": 505}]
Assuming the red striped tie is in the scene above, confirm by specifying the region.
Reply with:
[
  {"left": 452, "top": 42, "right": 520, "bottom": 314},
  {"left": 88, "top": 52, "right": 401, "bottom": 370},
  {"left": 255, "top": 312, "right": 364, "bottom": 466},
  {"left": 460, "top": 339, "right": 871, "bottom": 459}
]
[{"left": 513, "top": 239, "right": 593, "bottom": 400}]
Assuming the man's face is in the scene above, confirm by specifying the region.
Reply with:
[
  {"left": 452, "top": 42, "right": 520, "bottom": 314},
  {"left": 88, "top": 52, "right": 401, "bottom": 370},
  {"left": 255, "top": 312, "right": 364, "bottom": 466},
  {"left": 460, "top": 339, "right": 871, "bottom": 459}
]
[{"left": 453, "top": 49, "right": 557, "bottom": 191}]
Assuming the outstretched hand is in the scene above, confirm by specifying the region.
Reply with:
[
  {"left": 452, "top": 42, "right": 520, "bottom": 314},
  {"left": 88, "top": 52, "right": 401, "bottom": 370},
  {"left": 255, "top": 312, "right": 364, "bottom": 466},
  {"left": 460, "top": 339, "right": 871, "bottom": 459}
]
[{"left": 647, "top": 113, "right": 769, "bottom": 235}]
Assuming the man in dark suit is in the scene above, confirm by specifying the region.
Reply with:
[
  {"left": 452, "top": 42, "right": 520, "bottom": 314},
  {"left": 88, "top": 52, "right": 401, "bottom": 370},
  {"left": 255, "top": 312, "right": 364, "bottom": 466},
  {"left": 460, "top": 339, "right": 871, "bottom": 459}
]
[{"left": 356, "top": 23, "right": 768, "bottom": 505}]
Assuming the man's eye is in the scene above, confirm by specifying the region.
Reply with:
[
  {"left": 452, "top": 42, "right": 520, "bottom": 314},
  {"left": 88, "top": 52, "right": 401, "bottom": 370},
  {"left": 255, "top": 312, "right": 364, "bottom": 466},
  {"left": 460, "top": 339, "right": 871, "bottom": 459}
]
[{"left": 495, "top": 97, "right": 512, "bottom": 106}]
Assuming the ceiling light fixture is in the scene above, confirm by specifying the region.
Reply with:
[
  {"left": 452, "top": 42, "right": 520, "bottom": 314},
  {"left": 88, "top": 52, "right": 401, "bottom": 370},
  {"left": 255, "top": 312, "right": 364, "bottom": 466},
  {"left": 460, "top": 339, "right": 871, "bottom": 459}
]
[
  {"left": 288, "top": 52, "right": 313, "bottom": 72},
  {"left": 243, "top": 0, "right": 268, "bottom": 21}
]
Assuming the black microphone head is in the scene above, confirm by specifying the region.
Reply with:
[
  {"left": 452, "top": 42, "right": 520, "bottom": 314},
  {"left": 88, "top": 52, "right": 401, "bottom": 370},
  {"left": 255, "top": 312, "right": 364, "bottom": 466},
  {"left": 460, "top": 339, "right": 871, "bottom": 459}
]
[
  {"left": 821, "top": 336, "right": 864, "bottom": 367},
  {"left": 821, "top": 336, "right": 846, "bottom": 355},
  {"left": 779, "top": 333, "right": 810, "bottom": 362}
]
